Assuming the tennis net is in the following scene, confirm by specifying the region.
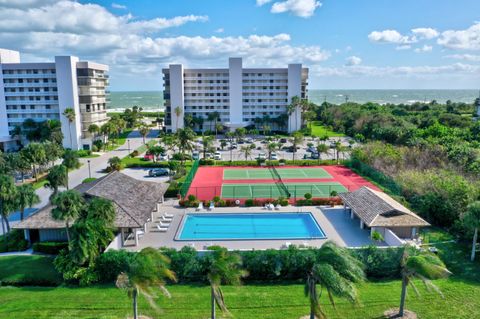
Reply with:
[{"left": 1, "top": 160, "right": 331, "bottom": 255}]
[{"left": 269, "top": 165, "right": 291, "bottom": 198}]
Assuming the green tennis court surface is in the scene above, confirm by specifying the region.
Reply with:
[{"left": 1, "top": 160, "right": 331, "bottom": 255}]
[
  {"left": 223, "top": 167, "right": 332, "bottom": 180},
  {"left": 221, "top": 182, "right": 347, "bottom": 198}
]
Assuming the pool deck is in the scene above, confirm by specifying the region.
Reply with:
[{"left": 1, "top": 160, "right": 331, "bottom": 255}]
[{"left": 124, "top": 200, "right": 380, "bottom": 251}]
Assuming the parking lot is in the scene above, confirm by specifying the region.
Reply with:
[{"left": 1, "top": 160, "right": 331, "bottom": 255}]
[{"left": 121, "top": 167, "right": 171, "bottom": 183}]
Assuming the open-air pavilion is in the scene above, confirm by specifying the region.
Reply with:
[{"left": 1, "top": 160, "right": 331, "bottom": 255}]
[{"left": 339, "top": 186, "right": 430, "bottom": 246}]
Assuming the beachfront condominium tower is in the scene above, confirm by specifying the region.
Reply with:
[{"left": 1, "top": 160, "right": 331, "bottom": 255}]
[
  {"left": 0, "top": 49, "right": 109, "bottom": 151},
  {"left": 162, "top": 57, "right": 308, "bottom": 133}
]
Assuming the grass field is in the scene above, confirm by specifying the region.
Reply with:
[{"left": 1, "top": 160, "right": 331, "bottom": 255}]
[
  {"left": 0, "top": 255, "right": 62, "bottom": 286},
  {"left": 221, "top": 182, "right": 347, "bottom": 198},
  {"left": 0, "top": 229, "right": 479, "bottom": 318},
  {"left": 223, "top": 167, "right": 332, "bottom": 180},
  {"left": 309, "top": 121, "right": 345, "bottom": 137}
]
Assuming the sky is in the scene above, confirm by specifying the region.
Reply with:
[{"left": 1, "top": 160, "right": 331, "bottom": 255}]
[{"left": 1, "top": 0, "right": 480, "bottom": 91}]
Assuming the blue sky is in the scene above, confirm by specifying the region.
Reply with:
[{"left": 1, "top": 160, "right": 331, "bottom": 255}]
[{"left": 1, "top": 0, "right": 480, "bottom": 90}]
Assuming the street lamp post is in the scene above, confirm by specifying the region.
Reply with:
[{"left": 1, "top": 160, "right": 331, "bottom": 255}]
[
  {"left": 127, "top": 139, "right": 131, "bottom": 153},
  {"left": 87, "top": 160, "right": 91, "bottom": 179}
]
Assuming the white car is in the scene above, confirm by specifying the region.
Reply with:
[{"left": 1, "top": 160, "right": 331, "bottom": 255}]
[
  {"left": 157, "top": 153, "right": 168, "bottom": 161},
  {"left": 214, "top": 151, "right": 222, "bottom": 160},
  {"left": 270, "top": 152, "right": 278, "bottom": 160},
  {"left": 192, "top": 152, "right": 200, "bottom": 160},
  {"left": 257, "top": 153, "right": 266, "bottom": 160}
]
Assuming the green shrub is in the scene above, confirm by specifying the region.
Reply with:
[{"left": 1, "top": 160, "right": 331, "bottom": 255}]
[
  {"left": 172, "top": 153, "right": 192, "bottom": 161},
  {"left": 245, "top": 199, "right": 255, "bottom": 207},
  {"left": 304, "top": 193, "right": 312, "bottom": 200},
  {"left": 76, "top": 150, "right": 92, "bottom": 157},
  {"left": 95, "top": 250, "right": 137, "bottom": 283},
  {"left": 82, "top": 177, "right": 97, "bottom": 184},
  {"left": 199, "top": 159, "right": 215, "bottom": 165},
  {"left": 91, "top": 145, "right": 99, "bottom": 152},
  {"left": 130, "top": 150, "right": 139, "bottom": 157},
  {"left": 351, "top": 246, "right": 404, "bottom": 279},
  {"left": 32, "top": 242, "right": 68, "bottom": 255},
  {"left": 0, "top": 229, "right": 28, "bottom": 253}
]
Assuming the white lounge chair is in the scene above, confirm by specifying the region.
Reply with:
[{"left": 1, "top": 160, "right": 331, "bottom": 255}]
[
  {"left": 159, "top": 221, "right": 170, "bottom": 227},
  {"left": 208, "top": 201, "right": 214, "bottom": 211},
  {"left": 196, "top": 202, "right": 204, "bottom": 211},
  {"left": 164, "top": 213, "right": 174, "bottom": 218},
  {"left": 269, "top": 203, "right": 275, "bottom": 210},
  {"left": 274, "top": 204, "right": 281, "bottom": 210},
  {"left": 162, "top": 214, "right": 173, "bottom": 220},
  {"left": 156, "top": 224, "right": 168, "bottom": 232},
  {"left": 159, "top": 216, "right": 171, "bottom": 223}
]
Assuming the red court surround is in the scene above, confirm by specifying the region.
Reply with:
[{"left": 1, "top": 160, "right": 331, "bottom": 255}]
[{"left": 187, "top": 165, "right": 379, "bottom": 201}]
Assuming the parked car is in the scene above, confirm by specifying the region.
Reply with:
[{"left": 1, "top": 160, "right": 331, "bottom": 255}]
[
  {"left": 270, "top": 152, "right": 278, "bottom": 160},
  {"left": 310, "top": 152, "right": 319, "bottom": 159},
  {"left": 157, "top": 153, "right": 168, "bottom": 161},
  {"left": 148, "top": 168, "right": 170, "bottom": 177},
  {"left": 205, "top": 153, "right": 214, "bottom": 159},
  {"left": 257, "top": 153, "right": 266, "bottom": 160},
  {"left": 192, "top": 152, "right": 200, "bottom": 160},
  {"left": 230, "top": 144, "right": 238, "bottom": 150},
  {"left": 307, "top": 146, "right": 316, "bottom": 153},
  {"left": 214, "top": 151, "right": 222, "bottom": 160},
  {"left": 143, "top": 154, "right": 154, "bottom": 161},
  {"left": 280, "top": 138, "right": 287, "bottom": 143}
]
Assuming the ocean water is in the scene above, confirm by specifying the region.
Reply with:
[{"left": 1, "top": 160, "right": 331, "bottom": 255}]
[{"left": 108, "top": 89, "right": 479, "bottom": 112}]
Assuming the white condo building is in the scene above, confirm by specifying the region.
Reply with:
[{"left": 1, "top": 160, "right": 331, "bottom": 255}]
[
  {"left": 0, "top": 49, "right": 109, "bottom": 151},
  {"left": 162, "top": 57, "right": 308, "bottom": 133}
]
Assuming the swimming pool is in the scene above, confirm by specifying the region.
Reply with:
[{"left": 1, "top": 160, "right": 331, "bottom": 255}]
[{"left": 177, "top": 213, "right": 326, "bottom": 241}]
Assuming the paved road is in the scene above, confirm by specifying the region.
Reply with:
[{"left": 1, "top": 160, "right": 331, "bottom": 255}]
[{"left": 2, "top": 130, "right": 158, "bottom": 236}]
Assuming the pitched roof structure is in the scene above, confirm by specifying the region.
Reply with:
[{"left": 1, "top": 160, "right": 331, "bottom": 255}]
[
  {"left": 339, "top": 186, "right": 430, "bottom": 228},
  {"left": 14, "top": 171, "right": 168, "bottom": 230}
]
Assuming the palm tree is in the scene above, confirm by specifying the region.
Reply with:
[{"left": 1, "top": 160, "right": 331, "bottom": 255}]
[
  {"left": 287, "top": 96, "right": 301, "bottom": 132},
  {"left": 63, "top": 108, "right": 76, "bottom": 149},
  {"left": 116, "top": 247, "right": 176, "bottom": 319},
  {"left": 20, "top": 142, "right": 46, "bottom": 182},
  {"left": 51, "top": 190, "right": 85, "bottom": 243},
  {"left": 462, "top": 201, "right": 480, "bottom": 261},
  {"left": 174, "top": 106, "right": 183, "bottom": 131},
  {"left": 396, "top": 247, "right": 451, "bottom": 317},
  {"left": 333, "top": 141, "right": 342, "bottom": 163},
  {"left": 208, "top": 112, "right": 220, "bottom": 137},
  {"left": 304, "top": 241, "right": 364, "bottom": 319},
  {"left": 15, "top": 184, "right": 40, "bottom": 221},
  {"left": 175, "top": 128, "right": 196, "bottom": 164},
  {"left": 267, "top": 142, "right": 277, "bottom": 160},
  {"left": 139, "top": 125, "right": 150, "bottom": 145},
  {"left": 88, "top": 124, "right": 99, "bottom": 141},
  {"left": 45, "top": 165, "right": 68, "bottom": 196},
  {"left": 201, "top": 135, "right": 214, "bottom": 159},
  {"left": 0, "top": 174, "right": 17, "bottom": 234},
  {"left": 206, "top": 246, "right": 248, "bottom": 319},
  {"left": 316, "top": 143, "right": 329, "bottom": 164},
  {"left": 290, "top": 132, "right": 304, "bottom": 162},
  {"left": 240, "top": 146, "right": 252, "bottom": 160}
]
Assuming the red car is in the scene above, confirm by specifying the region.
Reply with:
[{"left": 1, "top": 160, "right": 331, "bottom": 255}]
[{"left": 143, "top": 154, "right": 154, "bottom": 161}]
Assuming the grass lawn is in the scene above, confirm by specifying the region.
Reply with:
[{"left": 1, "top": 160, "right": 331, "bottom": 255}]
[
  {"left": 310, "top": 121, "right": 345, "bottom": 138},
  {"left": 1, "top": 229, "right": 478, "bottom": 318},
  {"left": 0, "top": 255, "right": 62, "bottom": 286},
  {"left": 32, "top": 179, "right": 48, "bottom": 190},
  {"left": 104, "top": 129, "right": 133, "bottom": 152}
]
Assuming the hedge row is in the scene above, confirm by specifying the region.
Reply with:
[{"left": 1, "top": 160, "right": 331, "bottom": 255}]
[
  {"left": 94, "top": 245, "right": 404, "bottom": 284},
  {"left": 0, "top": 229, "right": 28, "bottom": 253},
  {"left": 32, "top": 242, "right": 69, "bottom": 255},
  {"left": 199, "top": 159, "right": 338, "bottom": 167}
]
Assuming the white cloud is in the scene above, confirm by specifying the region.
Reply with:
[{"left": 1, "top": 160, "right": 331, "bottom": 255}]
[
  {"left": 438, "top": 22, "right": 480, "bottom": 50},
  {"left": 269, "top": 0, "right": 322, "bottom": 18},
  {"left": 215, "top": 28, "right": 224, "bottom": 33},
  {"left": 411, "top": 27, "right": 439, "bottom": 40},
  {"left": 414, "top": 45, "right": 433, "bottom": 53},
  {"left": 444, "top": 54, "right": 480, "bottom": 62},
  {"left": 111, "top": 3, "right": 127, "bottom": 10},
  {"left": 345, "top": 56, "right": 361, "bottom": 66},
  {"left": 128, "top": 15, "right": 209, "bottom": 33},
  {"left": 368, "top": 29, "right": 415, "bottom": 44},
  {"left": 256, "top": 0, "right": 273, "bottom": 6}
]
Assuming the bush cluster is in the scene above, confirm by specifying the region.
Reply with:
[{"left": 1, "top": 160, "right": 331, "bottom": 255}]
[
  {"left": 296, "top": 197, "right": 342, "bottom": 206},
  {"left": 0, "top": 229, "right": 28, "bottom": 253},
  {"left": 32, "top": 242, "right": 69, "bottom": 255},
  {"left": 88, "top": 245, "right": 404, "bottom": 285}
]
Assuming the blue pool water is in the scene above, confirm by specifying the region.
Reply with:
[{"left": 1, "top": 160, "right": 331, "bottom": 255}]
[{"left": 177, "top": 213, "right": 326, "bottom": 241}]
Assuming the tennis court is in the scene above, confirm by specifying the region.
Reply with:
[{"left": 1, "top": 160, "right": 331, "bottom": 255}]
[
  {"left": 221, "top": 182, "right": 348, "bottom": 199},
  {"left": 223, "top": 167, "right": 331, "bottom": 180}
]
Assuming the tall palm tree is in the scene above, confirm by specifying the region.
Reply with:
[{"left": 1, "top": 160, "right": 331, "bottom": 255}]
[
  {"left": 20, "top": 142, "right": 46, "bottom": 182},
  {"left": 267, "top": 142, "right": 277, "bottom": 160},
  {"left": 45, "top": 164, "right": 68, "bottom": 196},
  {"left": 316, "top": 143, "right": 329, "bottom": 164},
  {"left": 462, "top": 201, "right": 480, "bottom": 261},
  {"left": 88, "top": 124, "right": 99, "bottom": 141},
  {"left": 63, "top": 108, "right": 76, "bottom": 149},
  {"left": 174, "top": 106, "right": 183, "bottom": 131},
  {"left": 15, "top": 184, "right": 40, "bottom": 221},
  {"left": 51, "top": 190, "right": 85, "bottom": 243},
  {"left": 201, "top": 135, "right": 214, "bottom": 159},
  {"left": 304, "top": 241, "right": 364, "bottom": 319},
  {"left": 116, "top": 247, "right": 176, "bottom": 319},
  {"left": 397, "top": 247, "right": 451, "bottom": 317},
  {"left": 175, "top": 128, "right": 196, "bottom": 164},
  {"left": 290, "top": 132, "right": 304, "bottom": 162},
  {"left": 333, "top": 141, "right": 342, "bottom": 163},
  {"left": 287, "top": 96, "right": 301, "bottom": 132},
  {"left": 139, "top": 125, "right": 150, "bottom": 145},
  {"left": 208, "top": 112, "right": 220, "bottom": 137},
  {"left": 206, "top": 246, "right": 248, "bottom": 319},
  {"left": 240, "top": 146, "right": 252, "bottom": 160},
  {"left": 0, "top": 175, "right": 17, "bottom": 234}
]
